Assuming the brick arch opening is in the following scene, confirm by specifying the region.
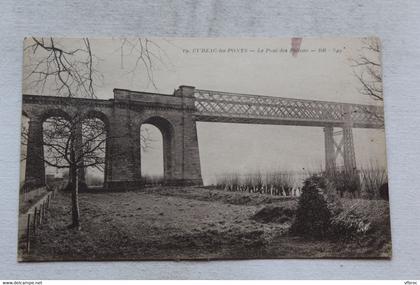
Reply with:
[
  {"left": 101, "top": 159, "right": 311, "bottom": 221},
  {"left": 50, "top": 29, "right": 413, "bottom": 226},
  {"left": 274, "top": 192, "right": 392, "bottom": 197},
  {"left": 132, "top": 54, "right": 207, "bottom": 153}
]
[
  {"left": 80, "top": 110, "right": 110, "bottom": 189},
  {"left": 22, "top": 108, "right": 74, "bottom": 189},
  {"left": 83, "top": 110, "right": 110, "bottom": 132},
  {"left": 141, "top": 116, "right": 175, "bottom": 185},
  {"left": 39, "top": 108, "right": 72, "bottom": 123},
  {"left": 39, "top": 109, "right": 73, "bottom": 188}
]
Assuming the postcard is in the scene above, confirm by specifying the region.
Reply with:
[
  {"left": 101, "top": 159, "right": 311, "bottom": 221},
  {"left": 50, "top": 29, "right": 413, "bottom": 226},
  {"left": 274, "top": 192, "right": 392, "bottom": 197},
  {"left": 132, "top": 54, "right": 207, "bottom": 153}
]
[{"left": 18, "top": 37, "right": 390, "bottom": 261}]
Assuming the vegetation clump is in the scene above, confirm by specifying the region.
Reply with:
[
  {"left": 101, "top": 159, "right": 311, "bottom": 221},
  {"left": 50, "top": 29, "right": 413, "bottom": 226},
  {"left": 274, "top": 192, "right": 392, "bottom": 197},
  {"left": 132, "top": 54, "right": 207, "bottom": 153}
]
[
  {"left": 329, "top": 199, "right": 391, "bottom": 244},
  {"left": 288, "top": 174, "right": 391, "bottom": 256},
  {"left": 328, "top": 171, "right": 361, "bottom": 198},
  {"left": 290, "top": 175, "right": 332, "bottom": 239}
]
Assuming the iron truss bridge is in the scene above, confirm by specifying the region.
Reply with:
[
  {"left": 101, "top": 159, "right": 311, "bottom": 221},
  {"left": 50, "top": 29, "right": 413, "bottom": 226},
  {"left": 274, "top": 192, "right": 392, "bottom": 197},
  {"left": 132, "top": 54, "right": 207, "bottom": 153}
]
[{"left": 193, "top": 89, "right": 384, "bottom": 129}]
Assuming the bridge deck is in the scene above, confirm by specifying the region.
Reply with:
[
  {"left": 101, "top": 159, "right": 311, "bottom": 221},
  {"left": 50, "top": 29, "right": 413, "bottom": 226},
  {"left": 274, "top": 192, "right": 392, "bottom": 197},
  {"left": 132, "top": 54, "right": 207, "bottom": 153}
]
[
  {"left": 22, "top": 87, "right": 384, "bottom": 129},
  {"left": 193, "top": 89, "right": 384, "bottom": 128}
]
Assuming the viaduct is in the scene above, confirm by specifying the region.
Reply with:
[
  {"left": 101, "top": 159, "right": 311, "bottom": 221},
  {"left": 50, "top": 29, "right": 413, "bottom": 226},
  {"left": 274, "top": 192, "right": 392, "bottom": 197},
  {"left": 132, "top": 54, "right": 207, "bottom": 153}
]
[{"left": 22, "top": 86, "right": 384, "bottom": 190}]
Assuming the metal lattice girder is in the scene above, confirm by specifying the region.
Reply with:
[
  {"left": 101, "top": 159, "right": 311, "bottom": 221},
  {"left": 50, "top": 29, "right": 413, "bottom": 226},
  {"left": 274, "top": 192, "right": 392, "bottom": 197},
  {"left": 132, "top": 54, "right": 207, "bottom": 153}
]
[{"left": 194, "top": 89, "right": 384, "bottom": 129}]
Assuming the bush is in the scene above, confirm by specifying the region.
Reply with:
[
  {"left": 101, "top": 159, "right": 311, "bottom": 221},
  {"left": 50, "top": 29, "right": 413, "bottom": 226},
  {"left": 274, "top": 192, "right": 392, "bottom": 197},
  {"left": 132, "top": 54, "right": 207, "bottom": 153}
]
[
  {"left": 290, "top": 174, "right": 391, "bottom": 253},
  {"left": 330, "top": 208, "right": 371, "bottom": 240},
  {"left": 329, "top": 199, "right": 391, "bottom": 243},
  {"left": 290, "top": 175, "right": 331, "bottom": 239}
]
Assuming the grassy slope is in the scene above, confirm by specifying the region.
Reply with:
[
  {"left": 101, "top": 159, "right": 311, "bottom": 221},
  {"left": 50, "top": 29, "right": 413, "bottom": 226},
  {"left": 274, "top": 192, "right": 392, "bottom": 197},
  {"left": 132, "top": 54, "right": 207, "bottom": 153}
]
[{"left": 19, "top": 187, "right": 391, "bottom": 261}]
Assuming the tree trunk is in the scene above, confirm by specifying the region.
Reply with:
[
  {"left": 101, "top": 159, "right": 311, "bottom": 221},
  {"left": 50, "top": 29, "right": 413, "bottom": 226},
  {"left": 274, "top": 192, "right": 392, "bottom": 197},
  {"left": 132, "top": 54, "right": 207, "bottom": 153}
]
[
  {"left": 69, "top": 161, "right": 81, "bottom": 230},
  {"left": 69, "top": 132, "right": 81, "bottom": 230}
]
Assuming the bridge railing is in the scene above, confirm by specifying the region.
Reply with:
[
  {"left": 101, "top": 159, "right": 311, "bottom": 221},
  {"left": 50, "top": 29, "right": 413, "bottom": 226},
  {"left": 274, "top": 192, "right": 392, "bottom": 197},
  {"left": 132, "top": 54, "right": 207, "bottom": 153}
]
[{"left": 193, "top": 89, "right": 384, "bottom": 128}]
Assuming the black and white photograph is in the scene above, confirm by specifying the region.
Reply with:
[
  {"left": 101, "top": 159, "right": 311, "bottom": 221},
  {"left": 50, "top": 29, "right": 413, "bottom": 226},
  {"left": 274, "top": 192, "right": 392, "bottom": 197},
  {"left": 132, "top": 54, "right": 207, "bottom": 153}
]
[{"left": 18, "top": 37, "right": 390, "bottom": 261}]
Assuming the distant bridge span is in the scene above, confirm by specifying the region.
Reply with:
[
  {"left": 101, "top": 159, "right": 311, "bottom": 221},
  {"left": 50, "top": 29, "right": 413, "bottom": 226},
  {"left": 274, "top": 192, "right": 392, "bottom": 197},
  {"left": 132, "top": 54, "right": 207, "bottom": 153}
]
[
  {"left": 22, "top": 86, "right": 384, "bottom": 190},
  {"left": 193, "top": 89, "right": 383, "bottom": 129}
]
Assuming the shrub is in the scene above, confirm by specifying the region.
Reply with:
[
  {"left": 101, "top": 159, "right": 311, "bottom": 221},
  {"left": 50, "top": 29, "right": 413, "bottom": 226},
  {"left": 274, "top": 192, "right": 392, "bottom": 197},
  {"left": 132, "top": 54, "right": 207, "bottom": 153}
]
[
  {"left": 330, "top": 208, "right": 371, "bottom": 241},
  {"left": 290, "top": 174, "right": 391, "bottom": 251},
  {"left": 290, "top": 175, "right": 331, "bottom": 239},
  {"left": 329, "top": 199, "right": 391, "bottom": 244}
]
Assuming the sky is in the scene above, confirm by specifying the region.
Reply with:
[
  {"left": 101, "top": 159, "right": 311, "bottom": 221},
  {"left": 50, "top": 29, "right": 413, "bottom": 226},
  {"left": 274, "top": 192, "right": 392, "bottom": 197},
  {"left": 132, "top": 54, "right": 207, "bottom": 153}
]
[{"left": 22, "top": 37, "right": 387, "bottom": 185}]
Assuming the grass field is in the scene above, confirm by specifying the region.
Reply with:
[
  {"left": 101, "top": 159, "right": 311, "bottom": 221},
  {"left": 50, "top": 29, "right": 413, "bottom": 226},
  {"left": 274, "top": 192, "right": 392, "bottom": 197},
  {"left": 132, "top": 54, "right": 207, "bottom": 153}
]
[{"left": 19, "top": 186, "right": 391, "bottom": 261}]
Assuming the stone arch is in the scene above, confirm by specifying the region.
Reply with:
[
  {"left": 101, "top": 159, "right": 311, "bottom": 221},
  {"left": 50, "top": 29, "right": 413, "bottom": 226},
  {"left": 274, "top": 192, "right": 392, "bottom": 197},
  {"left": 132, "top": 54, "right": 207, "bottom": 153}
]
[
  {"left": 41, "top": 109, "right": 74, "bottom": 188},
  {"left": 82, "top": 110, "right": 110, "bottom": 132},
  {"left": 39, "top": 108, "right": 72, "bottom": 123},
  {"left": 23, "top": 108, "right": 73, "bottom": 189},
  {"left": 141, "top": 116, "right": 175, "bottom": 182}
]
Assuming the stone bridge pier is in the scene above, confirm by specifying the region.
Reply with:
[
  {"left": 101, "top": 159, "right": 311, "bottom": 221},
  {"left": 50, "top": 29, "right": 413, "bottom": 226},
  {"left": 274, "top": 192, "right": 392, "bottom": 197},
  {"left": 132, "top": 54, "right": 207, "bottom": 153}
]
[
  {"left": 24, "top": 117, "right": 46, "bottom": 188},
  {"left": 104, "top": 86, "right": 203, "bottom": 190}
]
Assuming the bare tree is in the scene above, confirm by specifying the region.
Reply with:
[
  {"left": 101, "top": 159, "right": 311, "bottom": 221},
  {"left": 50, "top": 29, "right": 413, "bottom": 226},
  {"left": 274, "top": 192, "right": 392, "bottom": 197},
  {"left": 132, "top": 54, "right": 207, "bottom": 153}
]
[
  {"left": 23, "top": 37, "right": 167, "bottom": 97},
  {"left": 22, "top": 37, "right": 164, "bottom": 229},
  {"left": 23, "top": 37, "right": 99, "bottom": 98},
  {"left": 21, "top": 114, "right": 107, "bottom": 229},
  {"left": 119, "top": 38, "right": 169, "bottom": 90},
  {"left": 352, "top": 37, "right": 383, "bottom": 102}
]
